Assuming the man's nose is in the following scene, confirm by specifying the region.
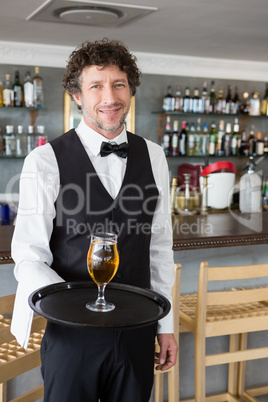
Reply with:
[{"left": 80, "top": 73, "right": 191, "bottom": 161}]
[{"left": 102, "top": 87, "right": 116, "bottom": 104}]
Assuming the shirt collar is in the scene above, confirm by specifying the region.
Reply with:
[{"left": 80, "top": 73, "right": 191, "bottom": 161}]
[{"left": 76, "top": 118, "right": 128, "bottom": 157}]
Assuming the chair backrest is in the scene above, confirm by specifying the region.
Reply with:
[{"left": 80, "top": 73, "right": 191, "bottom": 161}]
[
  {"left": 197, "top": 262, "right": 268, "bottom": 337},
  {"left": 172, "top": 263, "right": 182, "bottom": 343}
]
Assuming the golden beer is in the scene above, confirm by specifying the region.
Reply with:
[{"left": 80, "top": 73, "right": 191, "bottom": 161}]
[{"left": 87, "top": 241, "right": 119, "bottom": 285}]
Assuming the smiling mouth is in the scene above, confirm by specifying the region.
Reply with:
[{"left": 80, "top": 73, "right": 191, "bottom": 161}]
[{"left": 100, "top": 108, "right": 121, "bottom": 114}]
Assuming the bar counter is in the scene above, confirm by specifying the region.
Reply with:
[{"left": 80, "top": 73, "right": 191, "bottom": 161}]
[{"left": 0, "top": 211, "right": 267, "bottom": 264}]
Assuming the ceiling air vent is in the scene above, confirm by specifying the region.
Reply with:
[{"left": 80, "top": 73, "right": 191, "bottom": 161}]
[{"left": 27, "top": 0, "right": 158, "bottom": 27}]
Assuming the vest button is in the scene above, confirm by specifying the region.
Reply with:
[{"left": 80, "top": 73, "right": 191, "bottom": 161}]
[
  {"left": 116, "top": 272, "right": 122, "bottom": 278},
  {"left": 114, "top": 204, "right": 119, "bottom": 210}
]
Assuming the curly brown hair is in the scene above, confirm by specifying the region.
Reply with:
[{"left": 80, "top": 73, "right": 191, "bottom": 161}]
[{"left": 62, "top": 38, "right": 141, "bottom": 97}]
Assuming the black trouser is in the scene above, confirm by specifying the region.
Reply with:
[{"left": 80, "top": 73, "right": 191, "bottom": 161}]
[{"left": 40, "top": 321, "right": 157, "bottom": 402}]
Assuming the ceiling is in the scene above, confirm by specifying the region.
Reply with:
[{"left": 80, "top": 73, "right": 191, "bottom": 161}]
[{"left": 1, "top": 0, "right": 268, "bottom": 63}]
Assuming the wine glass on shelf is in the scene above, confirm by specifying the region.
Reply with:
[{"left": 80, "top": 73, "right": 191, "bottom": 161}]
[{"left": 86, "top": 232, "right": 119, "bottom": 312}]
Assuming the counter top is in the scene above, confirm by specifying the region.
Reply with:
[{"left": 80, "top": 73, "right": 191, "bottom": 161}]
[{"left": 0, "top": 212, "right": 267, "bottom": 264}]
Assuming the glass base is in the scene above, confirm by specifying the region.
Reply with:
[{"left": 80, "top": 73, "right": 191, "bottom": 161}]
[
  {"left": 86, "top": 301, "right": 115, "bottom": 312},
  {"left": 177, "top": 207, "right": 197, "bottom": 216}
]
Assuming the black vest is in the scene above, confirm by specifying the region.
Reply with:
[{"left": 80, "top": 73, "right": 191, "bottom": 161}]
[{"left": 49, "top": 129, "right": 159, "bottom": 288}]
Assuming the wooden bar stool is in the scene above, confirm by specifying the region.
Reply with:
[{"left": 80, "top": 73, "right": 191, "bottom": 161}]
[
  {"left": 179, "top": 262, "right": 268, "bottom": 402},
  {"left": 0, "top": 294, "right": 46, "bottom": 402},
  {"left": 154, "top": 263, "right": 181, "bottom": 402}
]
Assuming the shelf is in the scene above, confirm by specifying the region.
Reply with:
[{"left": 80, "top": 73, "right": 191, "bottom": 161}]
[
  {"left": 0, "top": 106, "right": 46, "bottom": 111},
  {"left": 152, "top": 111, "right": 268, "bottom": 118},
  {"left": 0, "top": 156, "right": 25, "bottom": 160}
]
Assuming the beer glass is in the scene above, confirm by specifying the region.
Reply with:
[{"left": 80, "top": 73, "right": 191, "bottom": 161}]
[{"left": 86, "top": 232, "right": 119, "bottom": 312}]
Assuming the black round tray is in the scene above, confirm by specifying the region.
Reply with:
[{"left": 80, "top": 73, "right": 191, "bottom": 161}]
[{"left": 29, "top": 282, "right": 170, "bottom": 329}]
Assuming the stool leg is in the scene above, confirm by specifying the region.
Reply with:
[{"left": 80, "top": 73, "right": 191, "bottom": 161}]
[
  {"left": 194, "top": 332, "right": 206, "bottom": 401},
  {"left": 168, "top": 364, "right": 180, "bottom": 402},
  {"left": 228, "top": 334, "right": 240, "bottom": 397},
  {"left": 0, "top": 383, "right": 7, "bottom": 402},
  {"left": 237, "top": 333, "right": 248, "bottom": 399},
  {"left": 154, "top": 372, "right": 165, "bottom": 402}
]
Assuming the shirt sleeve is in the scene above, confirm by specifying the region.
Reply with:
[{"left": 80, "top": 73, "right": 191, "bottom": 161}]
[
  {"left": 145, "top": 140, "right": 175, "bottom": 334},
  {"left": 11, "top": 145, "right": 65, "bottom": 348}
]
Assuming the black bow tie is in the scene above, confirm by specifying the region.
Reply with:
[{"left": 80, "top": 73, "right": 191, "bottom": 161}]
[{"left": 100, "top": 142, "right": 129, "bottom": 158}]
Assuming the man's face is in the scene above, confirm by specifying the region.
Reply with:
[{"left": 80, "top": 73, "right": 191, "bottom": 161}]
[{"left": 73, "top": 65, "right": 131, "bottom": 139}]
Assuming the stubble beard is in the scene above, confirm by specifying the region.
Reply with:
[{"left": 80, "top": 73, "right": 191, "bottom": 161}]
[{"left": 81, "top": 98, "right": 130, "bottom": 133}]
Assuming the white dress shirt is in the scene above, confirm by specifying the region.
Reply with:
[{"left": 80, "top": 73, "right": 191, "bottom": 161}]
[{"left": 11, "top": 119, "right": 175, "bottom": 348}]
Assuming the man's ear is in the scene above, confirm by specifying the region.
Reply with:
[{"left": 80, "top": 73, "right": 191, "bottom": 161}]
[{"left": 72, "top": 92, "right": 82, "bottom": 107}]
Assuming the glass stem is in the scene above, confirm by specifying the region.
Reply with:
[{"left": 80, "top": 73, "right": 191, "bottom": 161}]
[{"left": 96, "top": 284, "right": 107, "bottom": 306}]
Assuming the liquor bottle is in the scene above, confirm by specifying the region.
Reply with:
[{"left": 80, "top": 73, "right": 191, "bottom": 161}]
[
  {"left": 187, "top": 123, "right": 196, "bottom": 156},
  {"left": 36, "top": 125, "right": 47, "bottom": 147},
  {"left": 264, "top": 134, "right": 268, "bottom": 154},
  {"left": 161, "top": 116, "right": 172, "bottom": 156},
  {"left": 216, "top": 87, "right": 226, "bottom": 114},
  {"left": 33, "top": 66, "right": 44, "bottom": 108},
  {"left": 183, "top": 87, "right": 192, "bottom": 113},
  {"left": 239, "top": 156, "right": 262, "bottom": 213},
  {"left": 240, "top": 91, "right": 250, "bottom": 114},
  {"left": 16, "top": 125, "right": 27, "bottom": 157},
  {"left": 209, "top": 81, "right": 216, "bottom": 113},
  {"left": 208, "top": 123, "right": 217, "bottom": 156},
  {"left": 4, "top": 125, "right": 16, "bottom": 156},
  {"left": 232, "top": 86, "right": 240, "bottom": 115},
  {"left": 179, "top": 121, "right": 187, "bottom": 156},
  {"left": 170, "top": 120, "right": 180, "bottom": 156},
  {"left": 3, "top": 74, "right": 14, "bottom": 107},
  {"left": 239, "top": 130, "right": 249, "bottom": 156},
  {"left": 256, "top": 132, "right": 264, "bottom": 156},
  {"left": 195, "top": 118, "right": 202, "bottom": 156},
  {"left": 13, "top": 71, "right": 23, "bottom": 107},
  {"left": 224, "top": 123, "right": 232, "bottom": 156},
  {"left": 26, "top": 125, "right": 37, "bottom": 153},
  {"left": 201, "top": 123, "right": 209, "bottom": 155},
  {"left": 0, "top": 79, "right": 3, "bottom": 107},
  {"left": 170, "top": 177, "right": 178, "bottom": 214},
  {"left": 225, "top": 85, "right": 233, "bottom": 114},
  {"left": 0, "top": 128, "right": 4, "bottom": 155},
  {"left": 261, "top": 84, "right": 268, "bottom": 115},
  {"left": 216, "top": 120, "right": 225, "bottom": 156},
  {"left": 163, "top": 85, "right": 175, "bottom": 112},
  {"left": 174, "top": 85, "right": 183, "bottom": 112},
  {"left": 249, "top": 92, "right": 260, "bottom": 116},
  {"left": 24, "top": 71, "right": 34, "bottom": 107},
  {"left": 248, "top": 125, "right": 257, "bottom": 156},
  {"left": 192, "top": 88, "right": 201, "bottom": 113},
  {"left": 231, "top": 118, "right": 240, "bottom": 156},
  {"left": 200, "top": 81, "right": 210, "bottom": 113}
]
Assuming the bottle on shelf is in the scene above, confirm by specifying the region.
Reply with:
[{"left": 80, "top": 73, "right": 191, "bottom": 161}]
[
  {"left": 3, "top": 125, "right": 16, "bottom": 156},
  {"left": 161, "top": 115, "right": 172, "bottom": 156},
  {"left": 26, "top": 125, "right": 37, "bottom": 154},
  {"left": 209, "top": 81, "right": 216, "bottom": 113},
  {"left": 216, "top": 120, "right": 225, "bottom": 156},
  {"left": 225, "top": 85, "right": 233, "bottom": 114},
  {"left": 195, "top": 118, "right": 202, "bottom": 156},
  {"left": 24, "top": 71, "right": 34, "bottom": 108},
  {"left": 239, "top": 156, "right": 262, "bottom": 213},
  {"left": 179, "top": 121, "right": 187, "bottom": 156},
  {"left": 36, "top": 125, "right": 47, "bottom": 147},
  {"left": 249, "top": 92, "right": 260, "bottom": 116},
  {"left": 3, "top": 74, "right": 14, "bottom": 107},
  {"left": 174, "top": 85, "right": 183, "bottom": 112},
  {"left": 256, "top": 132, "right": 264, "bottom": 156},
  {"left": 231, "top": 118, "right": 240, "bottom": 156},
  {"left": 201, "top": 123, "right": 209, "bottom": 155},
  {"left": 187, "top": 123, "right": 196, "bottom": 156},
  {"left": 16, "top": 125, "right": 27, "bottom": 157},
  {"left": 0, "top": 79, "right": 3, "bottom": 107},
  {"left": 163, "top": 85, "right": 175, "bottom": 112},
  {"left": 33, "top": 66, "right": 44, "bottom": 108},
  {"left": 208, "top": 122, "right": 217, "bottom": 156},
  {"left": 216, "top": 87, "right": 226, "bottom": 114},
  {"left": 239, "top": 130, "right": 249, "bottom": 156},
  {"left": 264, "top": 134, "right": 268, "bottom": 155},
  {"left": 201, "top": 81, "right": 210, "bottom": 113},
  {"left": 232, "top": 86, "right": 240, "bottom": 114},
  {"left": 183, "top": 87, "right": 192, "bottom": 113},
  {"left": 13, "top": 70, "right": 23, "bottom": 107},
  {"left": 240, "top": 91, "right": 250, "bottom": 114},
  {"left": 170, "top": 177, "right": 178, "bottom": 214},
  {"left": 192, "top": 88, "right": 201, "bottom": 113},
  {"left": 0, "top": 128, "right": 3, "bottom": 156},
  {"left": 248, "top": 125, "right": 257, "bottom": 156},
  {"left": 224, "top": 122, "right": 232, "bottom": 156},
  {"left": 170, "top": 120, "right": 180, "bottom": 156},
  {"left": 261, "top": 83, "right": 268, "bottom": 116}
]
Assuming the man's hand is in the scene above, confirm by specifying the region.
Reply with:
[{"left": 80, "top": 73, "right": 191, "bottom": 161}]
[{"left": 154, "top": 333, "right": 178, "bottom": 371}]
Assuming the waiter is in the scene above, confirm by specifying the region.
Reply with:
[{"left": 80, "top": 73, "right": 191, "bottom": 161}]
[{"left": 11, "top": 38, "right": 177, "bottom": 402}]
